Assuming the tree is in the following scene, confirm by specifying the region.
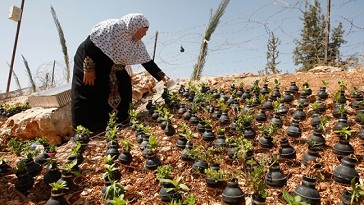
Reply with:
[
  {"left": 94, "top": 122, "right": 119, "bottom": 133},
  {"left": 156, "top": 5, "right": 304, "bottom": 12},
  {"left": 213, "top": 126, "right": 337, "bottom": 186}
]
[
  {"left": 21, "top": 55, "right": 36, "bottom": 92},
  {"left": 51, "top": 6, "right": 70, "bottom": 83},
  {"left": 329, "top": 22, "right": 346, "bottom": 66},
  {"left": 191, "top": 0, "right": 230, "bottom": 81},
  {"left": 265, "top": 32, "right": 281, "bottom": 74},
  {"left": 293, "top": 0, "right": 326, "bottom": 71}
]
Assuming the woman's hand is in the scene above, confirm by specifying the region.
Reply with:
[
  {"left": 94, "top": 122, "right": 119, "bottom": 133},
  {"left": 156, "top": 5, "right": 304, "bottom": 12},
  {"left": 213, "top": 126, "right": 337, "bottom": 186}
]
[
  {"left": 162, "top": 75, "right": 170, "bottom": 82},
  {"left": 83, "top": 70, "right": 96, "bottom": 86}
]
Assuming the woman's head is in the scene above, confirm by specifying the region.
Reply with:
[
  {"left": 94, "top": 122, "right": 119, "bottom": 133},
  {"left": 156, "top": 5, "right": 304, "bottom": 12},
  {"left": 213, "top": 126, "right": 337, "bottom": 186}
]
[
  {"left": 121, "top": 13, "right": 149, "bottom": 40},
  {"left": 90, "top": 13, "right": 152, "bottom": 65}
]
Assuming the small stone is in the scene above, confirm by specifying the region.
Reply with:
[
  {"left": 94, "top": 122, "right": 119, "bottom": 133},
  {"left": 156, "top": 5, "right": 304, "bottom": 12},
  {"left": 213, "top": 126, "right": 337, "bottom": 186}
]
[{"left": 81, "top": 189, "right": 91, "bottom": 196}]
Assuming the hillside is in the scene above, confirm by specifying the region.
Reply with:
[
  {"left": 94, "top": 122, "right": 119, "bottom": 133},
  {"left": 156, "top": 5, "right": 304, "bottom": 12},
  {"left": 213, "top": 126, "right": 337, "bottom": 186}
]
[{"left": 1, "top": 68, "right": 364, "bottom": 205}]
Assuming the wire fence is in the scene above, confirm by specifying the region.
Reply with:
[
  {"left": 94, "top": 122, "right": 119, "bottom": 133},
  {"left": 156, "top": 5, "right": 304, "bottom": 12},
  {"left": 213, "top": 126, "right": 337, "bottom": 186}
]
[{"left": 134, "top": 0, "right": 364, "bottom": 79}]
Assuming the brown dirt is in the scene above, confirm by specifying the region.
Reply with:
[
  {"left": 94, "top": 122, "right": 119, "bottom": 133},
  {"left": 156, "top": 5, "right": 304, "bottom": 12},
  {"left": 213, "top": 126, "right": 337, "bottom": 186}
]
[{"left": 1, "top": 69, "right": 364, "bottom": 205}]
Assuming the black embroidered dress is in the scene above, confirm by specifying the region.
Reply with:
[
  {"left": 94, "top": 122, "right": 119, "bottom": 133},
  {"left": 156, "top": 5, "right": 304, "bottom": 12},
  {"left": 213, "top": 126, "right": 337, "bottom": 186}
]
[{"left": 71, "top": 36, "right": 165, "bottom": 133}]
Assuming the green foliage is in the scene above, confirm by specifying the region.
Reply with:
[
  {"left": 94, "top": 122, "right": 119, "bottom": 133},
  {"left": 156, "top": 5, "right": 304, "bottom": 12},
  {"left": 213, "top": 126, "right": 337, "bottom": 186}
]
[
  {"left": 350, "top": 178, "right": 364, "bottom": 204},
  {"left": 282, "top": 190, "right": 309, "bottom": 205},
  {"left": 21, "top": 55, "right": 36, "bottom": 92},
  {"left": 259, "top": 123, "right": 278, "bottom": 137},
  {"left": 107, "top": 113, "right": 118, "bottom": 129},
  {"left": 104, "top": 155, "right": 116, "bottom": 165},
  {"left": 357, "top": 112, "right": 364, "bottom": 125},
  {"left": 70, "top": 141, "right": 82, "bottom": 155},
  {"left": 205, "top": 168, "right": 227, "bottom": 182},
  {"left": 106, "top": 196, "right": 128, "bottom": 205},
  {"left": 16, "top": 160, "right": 27, "bottom": 173},
  {"left": 334, "top": 126, "right": 355, "bottom": 140},
  {"left": 322, "top": 80, "right": 329, "bottom": 87},
  {"left": 293, "top": 0, "right": 326, "bottom": 71},
  {"left": 168, "top": 194, "right": 197, "bottom": 205},
  {"left": 75, "top": 125, "right": 93, "bottom": 137},
  {"left": 7, "top": 137, "right": 27, "bottom": 156},
  {"left": 62, "top": 159, "right": 80, "bottom": 177},
  {"left": 188, "top": 143, "right": 208, "bottom": 161},
  {"left": 265, "top": 31, "right": 281, "bottom": 74},
  {"left": 49, "top": 181, "right": 68, "bottom": 191},
  {"left": 226, "top": 135, "right": 253, "bottom": 161},
  {"left": 160, "top": 176, "right": 190, "bottom": 194},
  {"left": 148, "top": 134, "right": 159, "bottom": 153},
  {"left": 120, "top": 139, "right": 132, "bottom": 152},
  {"left": 329, "top": 22, "right": 346, "bottom": 66},
  {"left": 338, "top": 80, "right": 347, "bottom": 91},
  {"left": 51, "top": 6, "right": 70, "bottom": 83},
  {"left": 156, "top": 164, "right": 173, "bottom": 181},
  {"left": 245, "top": 164, "right": 268, "bottom": 198},
  {"left": 105, "top": 125, "right": 119, "bottom": 142},
  {"left": 273, "top": 79, "right": 280, "bottom": 87},
  {"left": 191, "top": 0, "right": 230, "bottom": 80},
  {"left": 104, "top": 181, "right": 125, "bottom": 201}
]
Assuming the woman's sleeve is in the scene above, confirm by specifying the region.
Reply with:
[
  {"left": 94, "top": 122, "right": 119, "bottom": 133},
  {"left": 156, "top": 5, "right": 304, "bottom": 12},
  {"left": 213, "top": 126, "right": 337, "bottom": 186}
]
[
  {"left": 82, "top": 36, "right": 100, "bottom": 71},
  {"left": 142, "top": 60, "right": 166, "bottom": 81}
]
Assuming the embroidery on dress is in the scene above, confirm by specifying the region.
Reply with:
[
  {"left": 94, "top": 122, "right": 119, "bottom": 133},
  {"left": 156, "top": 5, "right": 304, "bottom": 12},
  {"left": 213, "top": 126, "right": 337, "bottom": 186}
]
[
  {"left": 83, "top": 56, "right": 96, "bottom": 71},
  {"left": 108, "top": 71, "right": 121, "bottom": 114}
]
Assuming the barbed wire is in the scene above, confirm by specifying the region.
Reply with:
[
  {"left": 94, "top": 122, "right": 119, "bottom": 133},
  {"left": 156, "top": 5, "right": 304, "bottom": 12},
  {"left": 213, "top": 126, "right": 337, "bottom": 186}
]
[{"left": 138, "top": 0, "right": 363, "bottom": 76}]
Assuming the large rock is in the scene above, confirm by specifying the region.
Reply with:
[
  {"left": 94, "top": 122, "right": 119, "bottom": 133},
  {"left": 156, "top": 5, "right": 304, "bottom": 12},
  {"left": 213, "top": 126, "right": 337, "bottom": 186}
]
[
  {"left": 131, "top": 71, "right": 157, "bottom": 101},
  {"left": 1, "top": 104, "right": 73, "bottom": 145}
]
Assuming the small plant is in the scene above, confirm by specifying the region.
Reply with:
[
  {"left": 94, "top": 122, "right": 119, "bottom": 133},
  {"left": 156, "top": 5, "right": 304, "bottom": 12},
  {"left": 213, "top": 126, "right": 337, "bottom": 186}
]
[
  {"left": 106, "top": 196, "right": 128, "bottom": 205},
  {"left": 103, "top": 163, "right": 119, "bottom": 181},
  {"left": 7, "top": 137, "right": 26, "bottom": 156},
  {"left": 272, "top": 98, "right": 282, "bottom": 113},
  {"left": 338, "top": 80, "right": 347, "bottom": 91},
  {"left": 75, "top": 125, "right": 93, "bottom": 137},
  {"left": 337, "top": 104, "right": 347, "bottom": 116},
  {"left": 104, "top": 155, "right": 116, "bottom": 165},
  {"left": 147, "top": 134, "right": 159, "bottom": 154},
  {"left": 105, "top": 125, "right": 119, "bottom": 142},
  {"left": 183, "top": 194, "right": 197, "bottom": 205},
  {"left": 46, "top": 157, "right": 58, "bottom": 172},
  {"left": 356, "top": 112, "right": 364, "bottom": 125},
  {"left": 322, "top": 80, "right": 329, "bottom": 87},
  {"left": 16, "top": 160, "right": 27, "bottom": 173},
  {"left": 188, "top": 143, "right": 208, "bottom": 161},
  {"left": 204, "top": 119, "right": 213, "bottom": 128},
  {"left": 62, "top": 159, "right": 80, "bottom": 177},
  {"left": 156, "top": 164, "right": 173, "bottom": 181},
  {"left": 70, "top": 141, "right": 82, "bottom": 154},
  {"left": 120, "top": 139, "right": 132, "bottom": 152},
  {"left": 21, "top": 141, "right": 41, "bottom": 159},
  {"left": 334, "top": 126, "right": 356, "bottom": 140},
  {"left": 104, "top": 181, "right": 125, "bottom": 201},
  {"left": 245, "top": 164, "right": 268, "bottom": 199},
  {"left": 316, "top": 117, "right": 328, "bottom": 133},
  {"left": 205, "top": 168, "right": 227, "bottom": 182},
  {"left": 273, "top": 78, "right": 280, "bottom": 87},
  {"left": 128, "top": 105, "right": 138, "bottom": 121},
  {"left": 216, "top": 127, "right": 225, "bottom": 134},
  {"left": 259, "top": 123, "right": 278, "bottom": 137},
  {"left": 49, "top": 181, "right": 68, "bottom": 191},
  {"left": 282, "top": 190, "right": 309, "bottom": 205},
  {"left": 159, "top": 176, "right": 190, "bottom": 195},
  {"left": 226, "top": 135, "right": 253, "bottom": 161},
  {"left": 349, "top": 178, "right": 364, "bottom": 204}
]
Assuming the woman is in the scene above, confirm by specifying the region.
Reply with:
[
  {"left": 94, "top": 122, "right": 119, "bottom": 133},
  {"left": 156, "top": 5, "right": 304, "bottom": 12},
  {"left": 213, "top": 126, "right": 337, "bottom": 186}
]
[{"left": 71, "top": 13, "right": 169, "bottom": 133}]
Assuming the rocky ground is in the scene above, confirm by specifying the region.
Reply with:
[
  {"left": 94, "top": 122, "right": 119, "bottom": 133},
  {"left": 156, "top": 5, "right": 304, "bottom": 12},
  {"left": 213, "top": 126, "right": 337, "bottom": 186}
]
[{"left": 0, "top": 68, "right": 364, "bottom": 205}]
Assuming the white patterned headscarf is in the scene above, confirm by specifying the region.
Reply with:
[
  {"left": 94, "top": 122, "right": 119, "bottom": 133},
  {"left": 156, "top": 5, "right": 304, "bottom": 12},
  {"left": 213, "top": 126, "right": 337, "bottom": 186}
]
[{"left": 90, "top": 13, "right": 151, "bottom": 65}]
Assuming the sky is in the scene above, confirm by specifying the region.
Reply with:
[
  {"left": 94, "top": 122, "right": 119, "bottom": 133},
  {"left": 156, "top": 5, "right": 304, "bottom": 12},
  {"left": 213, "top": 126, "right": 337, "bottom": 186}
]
[{"left": 0, "top": 0, "right": 363, "bottom": 93}]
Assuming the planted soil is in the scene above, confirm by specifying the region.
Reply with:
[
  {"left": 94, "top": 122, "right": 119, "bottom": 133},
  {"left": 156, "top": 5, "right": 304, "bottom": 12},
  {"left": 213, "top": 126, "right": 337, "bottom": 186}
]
[{"left": 1, "top": 70, "right": 364, "bottom": 205}]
